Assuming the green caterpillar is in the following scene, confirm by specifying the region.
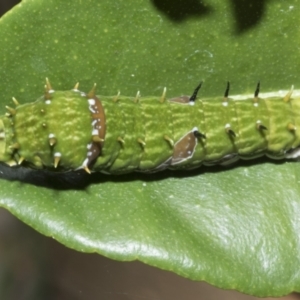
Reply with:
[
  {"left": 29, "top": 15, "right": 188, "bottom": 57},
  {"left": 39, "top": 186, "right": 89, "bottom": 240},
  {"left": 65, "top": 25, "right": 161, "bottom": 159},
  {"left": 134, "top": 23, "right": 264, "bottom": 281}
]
[{"left": 0, "top": 79, "right": 298, "bottom": 175}]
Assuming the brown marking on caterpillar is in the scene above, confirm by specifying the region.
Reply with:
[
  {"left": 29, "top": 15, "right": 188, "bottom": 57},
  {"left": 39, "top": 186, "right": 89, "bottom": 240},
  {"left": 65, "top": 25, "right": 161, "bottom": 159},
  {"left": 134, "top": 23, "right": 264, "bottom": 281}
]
[
  {"left": 138, "top": 129, "right": 200, "bottom": 173},
  {"left": 82, "top": 95, "right": 106, "bottom": 171},
  {"left": 169, "top": 96, "right": 190, "bottom": 104},
  {"left": 169, "top": 82, "right": 202, "bottom": 105},
  {"left": 171, "top": 128, "right": 198, "bottom": 165},
  {"left": 90, "top": 96, "right": 106, "bottom": 143}
]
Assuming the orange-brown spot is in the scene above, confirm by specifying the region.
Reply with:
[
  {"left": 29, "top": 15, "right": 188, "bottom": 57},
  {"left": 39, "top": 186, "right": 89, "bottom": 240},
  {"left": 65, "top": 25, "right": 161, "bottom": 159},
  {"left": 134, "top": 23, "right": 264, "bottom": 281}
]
[
  {"left": 92, "top": 96, "right": 106, "bottom": 143},
  {"left": 171, "top": 131, "right": 197, "bottom": 165}
]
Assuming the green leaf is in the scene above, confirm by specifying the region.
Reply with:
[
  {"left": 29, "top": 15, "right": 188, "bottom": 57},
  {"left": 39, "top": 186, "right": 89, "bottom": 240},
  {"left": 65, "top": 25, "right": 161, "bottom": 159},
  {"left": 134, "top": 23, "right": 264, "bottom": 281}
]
[{"left": 0, "top": 0, "right": 299, "bottom": 297}]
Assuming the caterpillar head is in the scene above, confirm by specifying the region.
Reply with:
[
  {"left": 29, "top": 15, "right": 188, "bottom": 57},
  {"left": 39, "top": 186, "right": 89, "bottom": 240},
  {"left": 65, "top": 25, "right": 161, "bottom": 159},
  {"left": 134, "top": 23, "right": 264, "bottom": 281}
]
[{"left": 0, "top": 80, "right": 105, "bottom": 172}]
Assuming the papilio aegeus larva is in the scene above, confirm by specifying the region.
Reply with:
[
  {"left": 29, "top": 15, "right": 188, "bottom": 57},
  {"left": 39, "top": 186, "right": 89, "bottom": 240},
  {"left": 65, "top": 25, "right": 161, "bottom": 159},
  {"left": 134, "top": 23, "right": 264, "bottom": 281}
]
[{"left": 0, "top": 79, "right": 299, "bottom": 175}]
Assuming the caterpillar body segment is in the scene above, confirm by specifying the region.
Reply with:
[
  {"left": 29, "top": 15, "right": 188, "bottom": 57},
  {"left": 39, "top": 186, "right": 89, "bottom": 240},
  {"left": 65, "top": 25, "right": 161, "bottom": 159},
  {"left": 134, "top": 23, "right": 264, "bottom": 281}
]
[{"left": 0, "top": 81, "right": 299, "bottom": 174}]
